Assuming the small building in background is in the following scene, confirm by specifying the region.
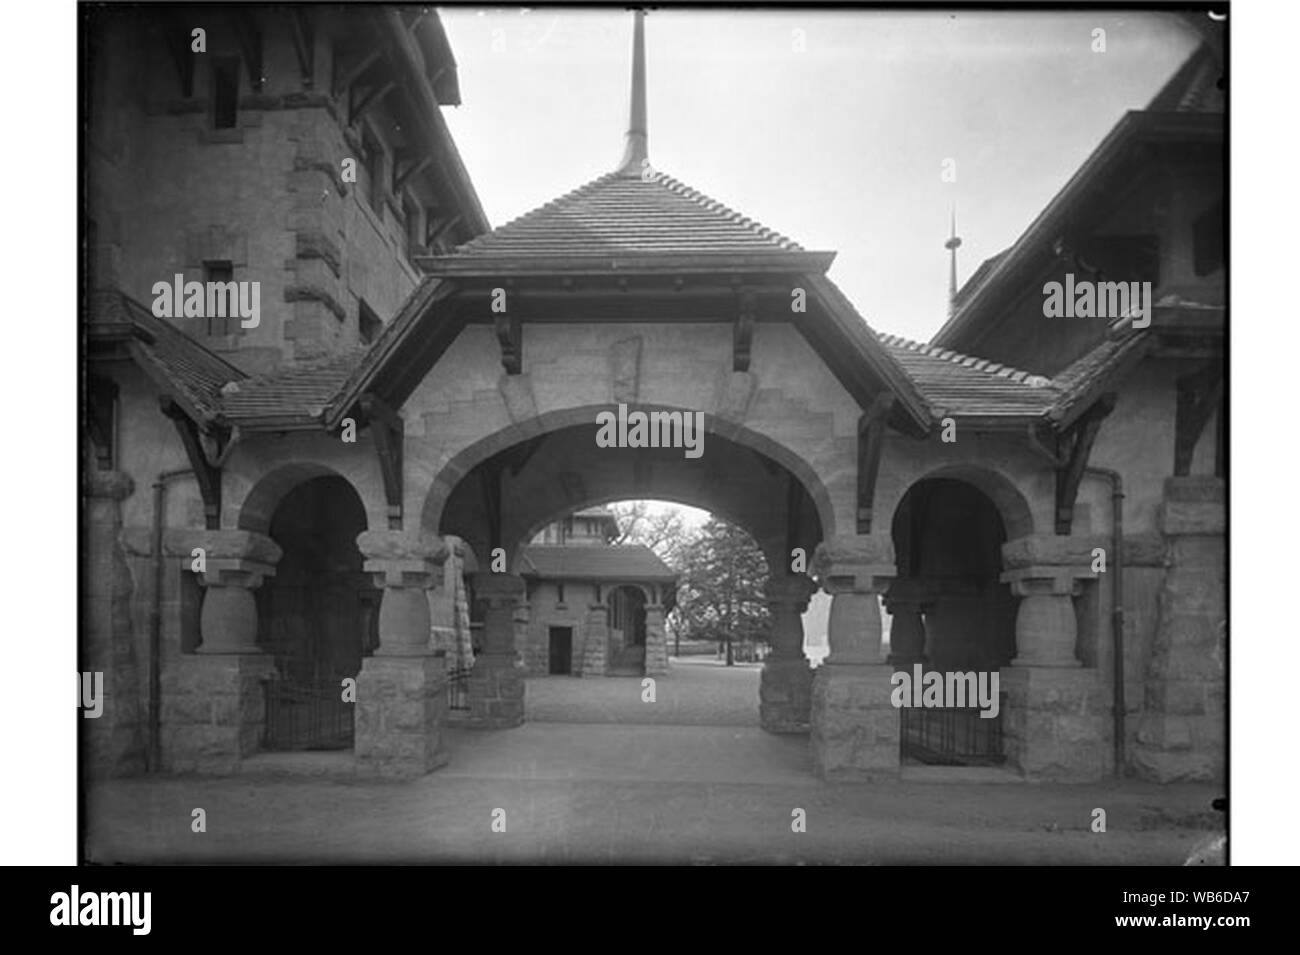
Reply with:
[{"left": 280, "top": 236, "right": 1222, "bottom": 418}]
[{"left": 517, "top": 508, "right": 677, "bottom": 677}]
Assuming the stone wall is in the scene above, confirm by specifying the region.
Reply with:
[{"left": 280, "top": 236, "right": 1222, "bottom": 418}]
[
  {"left": 1133, "top": 477, "right": 1226, "bottom": 782},
  {"left": 86, "top": 11, "right": 438, "bottom": 374}
]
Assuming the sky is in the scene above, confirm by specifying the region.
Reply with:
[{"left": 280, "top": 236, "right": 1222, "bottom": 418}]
[{"left": 437, "top": 7, "right": 1202, "bottom": 344}]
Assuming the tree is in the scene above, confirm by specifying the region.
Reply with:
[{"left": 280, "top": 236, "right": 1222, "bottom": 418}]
[
  {"left": 669, "top": 516, "right": 770, "bottom": 665},
  {"left": 609, "top": 501, "right": 690, "bottom": 565}
]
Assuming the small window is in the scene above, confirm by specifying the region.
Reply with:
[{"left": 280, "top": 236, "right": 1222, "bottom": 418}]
[
  {"left": 557, "top": 582, "right": 565, "bottom": 604},
  {"left": 211, "top": 58, "right": 240, "bottom": 129},
  {"left": 203, "top": 261, "right": 235, "bottom": 336},
  {"left": 1193, "top": 201, "right": 1224, "bottom": 277},
  {"left": 361, "top": 132, "right": 384, "bottom": 212},
  {"left": 359, "top": 300, "right": 381, "bottom": 345}
]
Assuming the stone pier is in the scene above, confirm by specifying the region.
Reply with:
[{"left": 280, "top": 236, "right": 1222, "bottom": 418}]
[
  {"left": 760, "top": 574, "right": 817, "bottom": 733},
  {"left": 82, "top": 470, "right": 146, "bottom": 777},
  {"left": 809, "top": 535, "right": 899, "bottom": 779},
  {"left": 354, "top": 530, "right": 450, "bottom": 778},
  {"left": 1000, "top": 533, "right": 1106, "bottom": 781},
  {"left": 1133, "top": 477, "right": 1226, "bottom": 783},
  {"left": 161, "top": 530, "right": 280, "bottom": 774},
  {"left": 465, "top": 572, "right": 527, "bottom": 727}
]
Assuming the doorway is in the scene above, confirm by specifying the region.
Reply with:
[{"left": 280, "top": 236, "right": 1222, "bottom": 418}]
[{"left": 548, "top": 626, "right": 573, "bottom": 675}]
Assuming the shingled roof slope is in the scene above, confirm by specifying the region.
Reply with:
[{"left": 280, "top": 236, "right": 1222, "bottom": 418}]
[
  {"left": 88, "top": 290, "right": 246, "bottom": 422},
  {"left": 420, "top": 168, "right": 836, "bottom": 275},
  {"left": 1048, "top": 329, "right": 1150, "bottom": 427},
  {"left": 518, "top": 544, "right": 677, "bottom": 582},
  {"left": 877, "top": 332, "right": 1061, "bottom": 418},
  {"left": 219, "top": 348, "right": 368, "bottom": 425}
]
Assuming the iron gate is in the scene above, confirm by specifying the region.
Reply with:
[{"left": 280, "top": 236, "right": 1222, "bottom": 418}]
[
  {"left": 900, "top": 693, "right": 1007, "bottom": 766},
  {"left": 447, "top": 664, "right": 472, "bottom": 711},
  {"left": 262, "top": 676, "right": 354, "bottom": 751}
]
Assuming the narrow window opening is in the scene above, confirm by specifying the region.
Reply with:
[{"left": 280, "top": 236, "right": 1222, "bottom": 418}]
[
  {"left": 203, "top": 260, "right": 235, "bottom": 336},
  {"left": 212, "top": 58, "right": 240, "bottom": 129}
]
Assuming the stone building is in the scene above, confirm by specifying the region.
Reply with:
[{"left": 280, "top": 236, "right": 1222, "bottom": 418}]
[
  {"left": 515, "top": 507, "right": 677, "bottom": 677},
  {"left": 81, "top": 10, "right": 1224, "bottom": 784}
]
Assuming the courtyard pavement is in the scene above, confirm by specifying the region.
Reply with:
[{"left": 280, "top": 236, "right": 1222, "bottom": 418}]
[
  {"left": 84, "top": 659, "right": 1224, "bottom": 864},
  {"left": 526, "top": 656, "right": 760, "bottom": 725}
]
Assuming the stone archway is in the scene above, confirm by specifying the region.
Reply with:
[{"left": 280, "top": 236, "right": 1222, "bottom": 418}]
[
  {"left": 887, "top": 476, "right": 1017, "bottom": 767},
  {"left": 422, "top": 415, "right": 830, "bottom": 734},
  {"left": 256, "top": 474, "right": 376, "bottom": 751}
]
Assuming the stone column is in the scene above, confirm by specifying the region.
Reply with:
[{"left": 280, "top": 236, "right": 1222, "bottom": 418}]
[
  {"left": 644, "top": 604, "right": 668, "bottom": 675},
  {"left": 82, "top": 470, "right": 145, "bottom": 778},
  {"left": 466, "top": 572, "right": 527, "bottom": 727},
  {"left": 582, "top": 592, "right": 610, "bottom": 677},
  {"left": 1134, "top": 477, "right": 1225, "bottom": 783},
  {"left": 883, "top": 579, "right": 933, "bottom": 667},
  {"left": 809, "top": 535, "right": 898, "bottom": 779},
  {"left": 760, "top": 574, "right": 817, "bottom": 733},
  {"left": 354, "top": 530, "right": 450, "bottom": 777},
  {"left": 999, "top": 533, "right": 1106, "bottom": 780},
  {"left": 162, "top": 530, "right": 280, "bottom": 774}
]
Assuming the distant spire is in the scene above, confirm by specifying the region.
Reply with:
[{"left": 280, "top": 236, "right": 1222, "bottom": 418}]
[
  {"left": 944, "top": 206, "right": 962, "bottom": 315},
  {"left": 615, "top": 10, "right": 649, "bottom": 177}
]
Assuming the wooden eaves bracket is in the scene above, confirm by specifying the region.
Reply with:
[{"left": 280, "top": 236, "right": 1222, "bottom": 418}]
[
  {"left": 856, "top": 392, "right": 895, "bottom": 534},
  {"left": 359, "top": 394, "right": 404, "bottom": 529},
  {"left": 1054, "top": 393, "right": 1117, "bottom": 534},
  {"left": 160, "top": 397, "right": 225, "bottom": 530}
]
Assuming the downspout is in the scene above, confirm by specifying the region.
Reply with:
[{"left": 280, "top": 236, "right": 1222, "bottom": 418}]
[
  {"left": 1024, "top": 425, "right": 1126, "bottom": 777},
  {"left": 149, "top": 467, "right": 194, "bottom": 773},
  {"left": 1085, "top": 465, "right": 1126, "bottom": 778}
]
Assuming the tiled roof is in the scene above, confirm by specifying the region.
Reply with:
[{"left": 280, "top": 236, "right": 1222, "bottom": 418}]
[
  {"left": 219, "top": 349, "right": 367, "bottom": 425},
  {"left": 88, "top": 290, "right": 245, "bottom": 421},
  {"left": 424, "top": 169, "right": 831, "bottom": 270},
  {"left": 877, "top": 332, "right": 1061, "bottom": 418},
  {"left": 1048, "top": 329, "right": 1150, "bottom": 426},
  {"left": 518, "top": 544, "right": 677, "bottom": 582}
]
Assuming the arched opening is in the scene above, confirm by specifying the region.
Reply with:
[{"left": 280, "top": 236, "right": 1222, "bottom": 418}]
[
  {"left": 889, "top": 476, "right": 1017, "bottom": 766},
  {"left": 256, "top": 475, "right": 377, "bottom": 750}
]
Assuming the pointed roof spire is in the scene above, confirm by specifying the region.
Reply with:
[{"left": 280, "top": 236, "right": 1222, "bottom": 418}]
[
  {"left": 615, "top": 9, "right": 649, "bottom": 177},
  {"left": 944, "top": 205, "right": 962, "bottom": 316}
]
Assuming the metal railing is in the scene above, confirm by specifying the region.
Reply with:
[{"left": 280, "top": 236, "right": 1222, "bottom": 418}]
[
  {"left": 447, "top": 664, "right": 472, "bottom": 711},
  {"left": 262, "top": 676, "right": 354, "bottom": 751},
  {"left": 900, "top": 693, "right": 1006, "bottom": 766}
]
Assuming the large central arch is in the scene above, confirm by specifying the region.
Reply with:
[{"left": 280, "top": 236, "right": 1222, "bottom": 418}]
[
  {"left": 421, "top": 405, "right": 835, "bottom": 570},
  {"left": 424, "top": 408, "right": 831, "bottom": 734}
]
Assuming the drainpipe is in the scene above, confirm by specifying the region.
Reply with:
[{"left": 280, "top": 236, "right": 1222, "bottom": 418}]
[
  {"left": 1024, "top": 426, "right": 1126, "bottom": 777},
  {"left": 149, "top": 468, "right": 193, "bottom": 773},
  {"left": 1084, "top": 465, "right": 1126, "bottom": 779}
]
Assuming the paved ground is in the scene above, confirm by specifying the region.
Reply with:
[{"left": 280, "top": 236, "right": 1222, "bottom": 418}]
[
  {"left": 526, "top": 657, "right": 760, "bottom": 725},
  {"left": 83, "top": 659, "right": 1224, "bottom": 864}
]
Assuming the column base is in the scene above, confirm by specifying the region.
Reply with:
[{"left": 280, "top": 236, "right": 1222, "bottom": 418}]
[
  {"left": 810, "top": 663, "right": 900, "bottom": 780},
  {"left": 1002, "top": 666, "right": 1107, "bottom": 781},
  {"left": 464, "top": 653, "right": 526, "bottom": 728},
  {"left": 355, "top": 654, "right": 449, "bottom": 779},
  {"left": 160, "top": 652, "right": 276, "bottom": 775},
  {"left": 759, "top": 656, "right": 812, "bottom": 733}
]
